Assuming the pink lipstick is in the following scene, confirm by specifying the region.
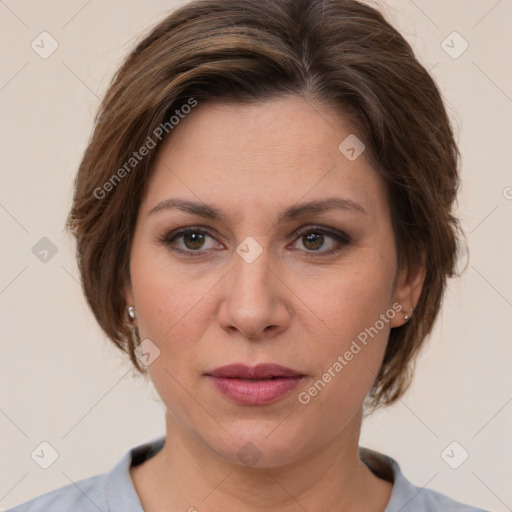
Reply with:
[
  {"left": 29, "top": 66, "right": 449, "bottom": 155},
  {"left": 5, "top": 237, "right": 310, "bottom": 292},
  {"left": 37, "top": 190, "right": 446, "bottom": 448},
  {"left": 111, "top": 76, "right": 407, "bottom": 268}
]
[{"left": 205, "top": 363, "right": 305, "bottom": 405}]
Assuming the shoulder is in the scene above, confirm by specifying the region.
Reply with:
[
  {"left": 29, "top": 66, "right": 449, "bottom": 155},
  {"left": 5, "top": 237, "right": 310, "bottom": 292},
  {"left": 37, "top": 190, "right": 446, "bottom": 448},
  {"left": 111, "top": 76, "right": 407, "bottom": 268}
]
[
  {"left": 392, "top": 483, "right": 490, "bottom": 512},
  {"left": 6, "top": 474, "right": 107, "bottom": 512},
  {"left": 360, "top": 447, "right": 490, "bottom": 512},
  {"left": 7, "top": 436, "right": 165, "bottom": 512}
]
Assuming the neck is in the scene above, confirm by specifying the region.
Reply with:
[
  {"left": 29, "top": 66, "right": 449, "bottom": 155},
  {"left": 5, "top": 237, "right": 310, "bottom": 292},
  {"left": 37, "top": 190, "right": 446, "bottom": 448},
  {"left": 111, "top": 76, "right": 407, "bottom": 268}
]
[{"left": 130, "top": 408, "right": 393, "bottom": 512}]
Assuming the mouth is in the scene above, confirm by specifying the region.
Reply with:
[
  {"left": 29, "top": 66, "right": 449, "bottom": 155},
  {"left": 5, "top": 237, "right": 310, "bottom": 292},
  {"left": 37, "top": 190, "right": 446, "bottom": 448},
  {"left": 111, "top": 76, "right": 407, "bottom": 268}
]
[
  {"left": 204, "top": 363, "right": 305, "bottom": 405},
  {"left": 205, "top": 363, "right": 305, "bottom": 379}
]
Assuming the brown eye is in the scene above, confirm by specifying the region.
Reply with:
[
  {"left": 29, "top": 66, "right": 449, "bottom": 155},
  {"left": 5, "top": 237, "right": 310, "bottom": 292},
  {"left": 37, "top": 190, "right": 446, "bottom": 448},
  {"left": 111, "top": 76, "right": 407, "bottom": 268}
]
[
  {"left": 290, "top": 227, "right": 351, "bottom": 257},
  {"left": 160, "top": 227, "right": 221, "bottom": 255},
  {"left": 302, "top": 232, "right": 324, "bottom": 250},
  {"left": 182, "top": 231, "right": 206, "bottom": 250}
]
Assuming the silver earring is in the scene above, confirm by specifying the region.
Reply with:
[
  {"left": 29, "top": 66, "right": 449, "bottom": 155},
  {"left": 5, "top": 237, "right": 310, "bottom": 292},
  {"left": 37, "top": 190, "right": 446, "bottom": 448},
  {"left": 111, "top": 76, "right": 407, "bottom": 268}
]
[
  {"left": 403, "top": 311, "right": 409, "bottom": 321},
  {"left": 127, "top": 306, "right": 136, "bottom": 321}
]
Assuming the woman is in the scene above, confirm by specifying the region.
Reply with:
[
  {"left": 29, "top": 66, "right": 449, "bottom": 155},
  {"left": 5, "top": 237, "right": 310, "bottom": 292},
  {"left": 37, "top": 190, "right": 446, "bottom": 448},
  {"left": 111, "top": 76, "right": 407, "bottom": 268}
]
[{"left": 8, "top": 0, "right": 489, "bottom": 510}]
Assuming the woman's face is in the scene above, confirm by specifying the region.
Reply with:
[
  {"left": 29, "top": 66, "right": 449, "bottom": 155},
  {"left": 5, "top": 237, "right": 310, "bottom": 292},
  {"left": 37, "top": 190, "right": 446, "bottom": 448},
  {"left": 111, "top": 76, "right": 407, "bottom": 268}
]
[{"left": 126, "top": 95, "right": 415, "bottom": 467}]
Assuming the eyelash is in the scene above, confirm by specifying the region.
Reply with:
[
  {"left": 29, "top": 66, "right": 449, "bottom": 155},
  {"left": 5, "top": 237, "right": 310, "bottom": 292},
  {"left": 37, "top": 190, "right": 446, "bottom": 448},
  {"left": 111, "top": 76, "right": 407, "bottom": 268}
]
[{"left": 158, "top": 225, "right": 351, "bottom": 258}]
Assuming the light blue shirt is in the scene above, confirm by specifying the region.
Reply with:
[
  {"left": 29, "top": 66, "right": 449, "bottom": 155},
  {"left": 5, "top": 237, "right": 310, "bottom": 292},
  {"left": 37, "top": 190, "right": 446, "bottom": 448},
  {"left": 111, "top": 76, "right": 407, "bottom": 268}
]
[{"left": 7, "top": 436, "right": 489, "bottom": 511}]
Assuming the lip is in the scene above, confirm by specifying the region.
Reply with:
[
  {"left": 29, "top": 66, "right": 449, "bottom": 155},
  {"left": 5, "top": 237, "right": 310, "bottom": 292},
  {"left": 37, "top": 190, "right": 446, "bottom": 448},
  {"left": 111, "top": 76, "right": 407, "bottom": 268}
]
[
  {"left": 205, "top": 363, "right": 305, "bottom": 405},
  {"left": 207, "top": 363, "right": 304, "bottom": 379}
]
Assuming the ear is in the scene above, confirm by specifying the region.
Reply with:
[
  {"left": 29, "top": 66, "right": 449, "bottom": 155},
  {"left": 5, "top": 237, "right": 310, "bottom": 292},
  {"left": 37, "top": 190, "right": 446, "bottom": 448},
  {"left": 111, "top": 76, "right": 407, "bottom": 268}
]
[{"left": 389, "top": 257, "right": 426, "bottom": 328}]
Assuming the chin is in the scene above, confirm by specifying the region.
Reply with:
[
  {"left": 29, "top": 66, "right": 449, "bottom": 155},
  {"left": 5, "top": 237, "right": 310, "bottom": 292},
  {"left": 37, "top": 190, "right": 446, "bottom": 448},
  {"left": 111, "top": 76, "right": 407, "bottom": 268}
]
[{"left": 202, "top": 421, "right": 310, "bottom": 469}]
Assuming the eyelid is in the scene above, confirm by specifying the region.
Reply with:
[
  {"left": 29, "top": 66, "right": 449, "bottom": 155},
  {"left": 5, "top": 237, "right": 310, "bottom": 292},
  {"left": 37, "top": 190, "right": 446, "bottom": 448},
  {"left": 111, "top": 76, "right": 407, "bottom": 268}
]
[
  {"left": 289, "top": 225, "right": 351, "bottom": 257},
  {"left": 158, "top": 226, "right": 222, "bottom": 256},
  {"left": 293, "top": 225, "right": 351, "bottom": 244}
]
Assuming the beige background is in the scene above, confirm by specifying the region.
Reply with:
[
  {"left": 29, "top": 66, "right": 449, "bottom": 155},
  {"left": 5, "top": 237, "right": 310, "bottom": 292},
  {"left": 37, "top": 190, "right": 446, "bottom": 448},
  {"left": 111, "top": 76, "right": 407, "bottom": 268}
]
[{"left": 1, "top": 0, "right": 511, "bottom": 510}]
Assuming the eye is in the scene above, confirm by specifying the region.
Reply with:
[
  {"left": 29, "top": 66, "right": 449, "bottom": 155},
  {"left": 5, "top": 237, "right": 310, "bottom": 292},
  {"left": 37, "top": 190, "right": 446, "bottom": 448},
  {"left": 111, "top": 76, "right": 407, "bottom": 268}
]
[
  {"left": 290, "top": 226, "right": 351, "bottom": 256},
  {"left": 159, "top": 225, "right": 351, "bottom": 258},
  {"left": 159, "top": 227, "right": 223, "bottom": 255}
]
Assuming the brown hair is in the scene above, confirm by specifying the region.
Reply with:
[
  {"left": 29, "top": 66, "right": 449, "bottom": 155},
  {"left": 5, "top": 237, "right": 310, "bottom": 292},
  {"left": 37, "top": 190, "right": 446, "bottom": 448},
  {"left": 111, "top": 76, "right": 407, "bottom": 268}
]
[{"left": 67, "top": 0, "right": 462, "bottom": 408}]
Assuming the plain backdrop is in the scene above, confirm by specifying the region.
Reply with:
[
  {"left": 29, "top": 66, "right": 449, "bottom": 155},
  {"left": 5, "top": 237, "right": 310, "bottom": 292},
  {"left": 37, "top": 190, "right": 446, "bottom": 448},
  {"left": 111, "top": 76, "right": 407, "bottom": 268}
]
[{"left": 1, "top": 0, "right": 511, "bottom": 510}]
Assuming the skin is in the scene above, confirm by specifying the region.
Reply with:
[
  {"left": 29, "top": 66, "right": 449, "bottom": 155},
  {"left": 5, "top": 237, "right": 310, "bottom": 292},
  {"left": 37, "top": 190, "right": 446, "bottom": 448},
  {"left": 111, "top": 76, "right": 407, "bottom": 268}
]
[{"left": 124, "top": 95, "right": 425, "bottom": 511}]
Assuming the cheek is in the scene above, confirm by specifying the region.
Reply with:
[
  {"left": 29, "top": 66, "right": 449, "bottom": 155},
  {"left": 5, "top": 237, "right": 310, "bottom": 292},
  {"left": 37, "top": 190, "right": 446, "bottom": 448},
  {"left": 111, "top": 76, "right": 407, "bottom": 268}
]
[
  {"left": 298, "top": 252, "right": 396, "bottom": 408},
  {"left": 130, "top": 239, "right": 210, "bottom": 341},
  {"left": 297, "top": 296, "right": 392, "bottom": 422},
  {"left": 309, "top": 249, "right": 395, "bottom": 342},
  {"left": 129, "top": 240, "right": 227, "bottom": 401},
  {"left": 129, "top": 244, "right": 212, "bottom": 425}
]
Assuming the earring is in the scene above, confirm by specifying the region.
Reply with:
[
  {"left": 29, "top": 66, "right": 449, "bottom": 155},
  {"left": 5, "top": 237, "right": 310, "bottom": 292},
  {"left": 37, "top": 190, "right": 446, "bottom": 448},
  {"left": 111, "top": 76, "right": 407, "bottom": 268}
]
[
  {"left": 403, "top": 307, "right": 413, "bottom": 322},
  {"left": 127, "top": 306, "right": 136, "bottom": 321}
]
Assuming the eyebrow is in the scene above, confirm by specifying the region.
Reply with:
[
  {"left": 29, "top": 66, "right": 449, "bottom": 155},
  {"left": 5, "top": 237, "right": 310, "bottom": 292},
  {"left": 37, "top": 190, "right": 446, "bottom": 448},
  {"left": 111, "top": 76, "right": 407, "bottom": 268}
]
[{"left": 149, "top": 196, "right": 367, "bottom": 222}]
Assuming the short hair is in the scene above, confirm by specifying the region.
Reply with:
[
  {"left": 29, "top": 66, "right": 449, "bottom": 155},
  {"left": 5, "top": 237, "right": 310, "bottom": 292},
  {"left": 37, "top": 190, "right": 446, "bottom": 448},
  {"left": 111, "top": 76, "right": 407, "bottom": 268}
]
[{"left": 67, "top": 0, "right": 462, "bottom": 409}]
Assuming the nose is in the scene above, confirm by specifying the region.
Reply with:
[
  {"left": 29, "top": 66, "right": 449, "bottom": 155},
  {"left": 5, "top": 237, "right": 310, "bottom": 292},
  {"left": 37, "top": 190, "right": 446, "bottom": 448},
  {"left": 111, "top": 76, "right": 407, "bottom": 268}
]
[{"left": 217, "top": 252, "right": 292, "bottom": 341}]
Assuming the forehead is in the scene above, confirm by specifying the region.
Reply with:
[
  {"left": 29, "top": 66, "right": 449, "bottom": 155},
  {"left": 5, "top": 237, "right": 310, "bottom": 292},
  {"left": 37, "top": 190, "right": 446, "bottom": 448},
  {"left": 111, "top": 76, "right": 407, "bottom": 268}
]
[{"left": 140, "top": 96, "right": 387, "bottom": 224}]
